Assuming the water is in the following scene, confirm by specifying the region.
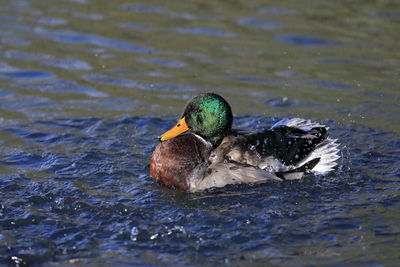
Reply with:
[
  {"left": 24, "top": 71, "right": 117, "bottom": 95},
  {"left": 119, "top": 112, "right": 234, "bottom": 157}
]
[{"left": 0, "top": 0, "right": 399, "bottom": 265}]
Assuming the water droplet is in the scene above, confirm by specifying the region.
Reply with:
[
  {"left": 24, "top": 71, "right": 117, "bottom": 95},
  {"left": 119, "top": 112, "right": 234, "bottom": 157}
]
[
  {"left": 130, "top": 226, "right": 139, "bottom": 241},
  {"left": 150, "top": 233, "right": 158, "bottom": 240},
  {"left": 11, "top": 256, "right": 25, "bottom": 266}
]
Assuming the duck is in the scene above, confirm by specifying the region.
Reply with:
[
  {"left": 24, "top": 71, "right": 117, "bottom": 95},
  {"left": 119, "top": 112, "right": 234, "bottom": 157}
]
[{"left": 150, "top": 93, "right": 340, "bottom": 192}]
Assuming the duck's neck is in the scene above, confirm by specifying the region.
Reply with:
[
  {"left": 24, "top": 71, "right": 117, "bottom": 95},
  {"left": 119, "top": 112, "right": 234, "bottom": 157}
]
[{"left": 206, "top": 131, "right": 229, "bottom": 149}]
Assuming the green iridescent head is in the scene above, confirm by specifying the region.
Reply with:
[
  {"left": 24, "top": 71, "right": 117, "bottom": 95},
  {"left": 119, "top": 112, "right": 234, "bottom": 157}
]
[
  {"left": 183, "top": 93, "right": 233, "bottom": 147},
  {"left": 160, "top": 93, "right": 233, "bottom": 147}
]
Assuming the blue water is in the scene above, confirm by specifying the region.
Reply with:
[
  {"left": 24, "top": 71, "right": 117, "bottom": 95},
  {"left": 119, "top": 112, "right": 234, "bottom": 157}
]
[
  {"left": 1, "top": 115, "right": 399, "bottom": 265},
  {"left": 0, "top": 0, "right": 399, "bottom": 265}
]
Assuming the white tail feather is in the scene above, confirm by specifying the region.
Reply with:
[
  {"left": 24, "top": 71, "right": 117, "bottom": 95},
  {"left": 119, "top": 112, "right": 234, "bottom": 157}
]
[
  {"left": 271, "top": 118, "right": 326, "bottom": 130},
  {"left": 272, "top": 118, "right": 340, "bottom": 174}
]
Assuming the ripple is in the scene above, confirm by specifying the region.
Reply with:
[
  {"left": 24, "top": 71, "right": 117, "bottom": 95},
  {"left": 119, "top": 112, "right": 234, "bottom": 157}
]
[
  {"left": 4, "top": 50, "right": 52, "bottom": 61},
  {"left": 274, "top": 35, "right": 340, "bottom": 46},
  {"left": 0, "top": 94, "right": 56, "bottom": 116},
  {"left": 34, "top": 27, "right": 158, "bottom": 54},
  {"left": 12, "top": 79, "right": 107, "bottom": 97},
  {"left": 120, "top": 3, "right": 168, "bottom": 14},
  {"left": 0, "top": 88, "right": 14, "bottom": 98},
  {"left": 259, "top": 7, "right": 297, "bottom": 15},
  {"left": 1, "top": 151, "right": 47, "bottom": 168},
  {"left": 37, "top": 17, "right": 68, "bottom": 26},
  {"left": 135, "top": 57, "right": 186, "bottom": 68},
  {"left": 63, "top": 98, "right": 146, "bottom": 112},
  {"left": 118, "top": 23, "right": 154, "bottom": 31},
  {"left": 238, "top": 18, "right": 280, "bottom": 30},
  {"left": 2, "top": 70, "right": 55, "bottom": 80},
  {"left": 0, "top": 1, "right": 35, "bottom": 13},
  {"left": 44, "top": 59, "right": 92, "bottom": 70},
  {"left": 371, "top": 11, "right": 400, "bottom": 19},
  {"left": 236, "top": 76, "right": 287, "bottom": 87},
  {"left": 307, "top": 80, "right": 356, "bottom": 90},
  {"left": 266, "top": 97, "right": 292, "bottom": 107},
  {"left": 4, "top": 127, "right": 76, "bottom": 147},
  {"left": 82, "top": 73, "right": 142, "bottom": 89},
  {"left": 0, "top": 14, "right": 22, "bottom": 22},
  {"left": 1, "top": 38, "right": 31, "bottom": 46},
  {"left": 73, "top": 12, "right": 104, "bottom": 20},
  {"left": 176, "top": 27, "right": 236, "bottom": 38},
  {"left": 82, "top": 73, "right": 197, "bottom": 92},
  {"left": 4, "top": 50, "right": 92, "bottom": 70},
  {"left": 0, "top": 22, "right": 32, "bottom": 31}
]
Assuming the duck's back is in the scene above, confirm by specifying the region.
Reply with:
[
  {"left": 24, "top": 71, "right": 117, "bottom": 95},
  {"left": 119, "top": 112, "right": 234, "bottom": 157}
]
[{"left": 216, "top": 118, "right": 340, "bottom": 174}]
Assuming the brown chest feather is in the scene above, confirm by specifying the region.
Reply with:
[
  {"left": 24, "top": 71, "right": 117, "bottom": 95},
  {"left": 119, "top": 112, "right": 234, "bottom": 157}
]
[{"left": 150, "top": 134, "right": 211, "bottom": 190}]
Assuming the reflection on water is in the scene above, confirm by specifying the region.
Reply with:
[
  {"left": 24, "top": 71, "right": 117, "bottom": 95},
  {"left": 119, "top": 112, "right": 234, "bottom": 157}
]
[{"left": 0, "top": 0, "right": 399, "bottom": 265}]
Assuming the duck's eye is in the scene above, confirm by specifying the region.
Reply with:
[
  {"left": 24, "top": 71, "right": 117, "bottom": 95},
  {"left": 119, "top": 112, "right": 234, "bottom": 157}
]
[{"left": 177, "top": 123, "right": 181, "bottom": 127}]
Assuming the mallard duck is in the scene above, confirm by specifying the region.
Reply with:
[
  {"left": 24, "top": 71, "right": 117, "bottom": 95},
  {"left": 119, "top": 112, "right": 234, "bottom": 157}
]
[{"left": 150, "top": 93, "right": 340, "bottom": 192}]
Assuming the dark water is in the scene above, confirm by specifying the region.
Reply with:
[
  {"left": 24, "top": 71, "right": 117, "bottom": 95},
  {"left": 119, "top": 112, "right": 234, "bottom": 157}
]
[{"left": 0, "top": 0, "right": 399, "bottom": 266}]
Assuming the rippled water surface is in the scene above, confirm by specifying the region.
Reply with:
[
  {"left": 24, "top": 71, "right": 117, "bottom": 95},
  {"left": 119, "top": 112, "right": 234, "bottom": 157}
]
[{"left": 0, "top": 0, "right": 399, "bottom": 265}]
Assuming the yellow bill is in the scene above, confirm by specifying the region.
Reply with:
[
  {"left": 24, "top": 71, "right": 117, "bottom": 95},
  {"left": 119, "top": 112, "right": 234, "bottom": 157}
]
[{"left": 159, "top": 117, "right": 190, "bottom": 141}]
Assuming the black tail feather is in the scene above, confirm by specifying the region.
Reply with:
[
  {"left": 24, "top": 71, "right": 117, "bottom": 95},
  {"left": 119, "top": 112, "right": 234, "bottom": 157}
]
[{"left": 247, "top": 126, "right": 328, "bottom": 166}]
